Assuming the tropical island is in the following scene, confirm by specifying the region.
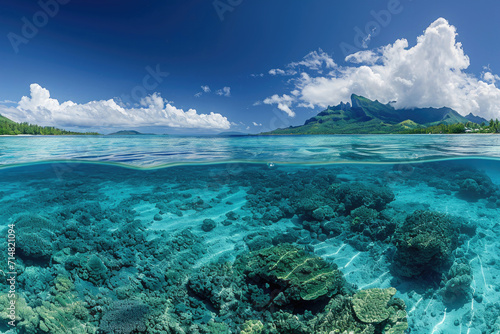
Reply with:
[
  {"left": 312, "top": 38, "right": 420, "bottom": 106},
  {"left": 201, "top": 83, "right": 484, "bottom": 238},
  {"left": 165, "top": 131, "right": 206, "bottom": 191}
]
[
  {"left": 0, "top": 114, "right": 100, "bottom": 135},
  {"left": 2, "top": 94, "right": 500, "bottom": 136},
  {"left": 107, "top": 130, "right": 154, "bottom": 135},
  {"left": 262, "top": 95, "right": 499, "bottom": 135}
]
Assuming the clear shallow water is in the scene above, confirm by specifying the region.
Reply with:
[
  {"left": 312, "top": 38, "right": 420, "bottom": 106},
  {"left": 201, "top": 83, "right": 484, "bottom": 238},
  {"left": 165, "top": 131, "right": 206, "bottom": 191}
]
[
  {"left": 1, "top": 134, "right": 500, "bottom": 167},
  {"left": 0, "top": 137, "right": 500, "bottom": 334}
]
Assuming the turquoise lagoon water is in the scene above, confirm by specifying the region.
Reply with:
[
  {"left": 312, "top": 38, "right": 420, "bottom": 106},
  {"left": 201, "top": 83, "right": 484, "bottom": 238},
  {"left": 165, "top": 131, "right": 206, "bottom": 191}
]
[
  {"left": 1, "top": 134, "right": 500, "bottom": 167},
  {"left": 0, "top": 135, "right": 499, "bottom": 333}
]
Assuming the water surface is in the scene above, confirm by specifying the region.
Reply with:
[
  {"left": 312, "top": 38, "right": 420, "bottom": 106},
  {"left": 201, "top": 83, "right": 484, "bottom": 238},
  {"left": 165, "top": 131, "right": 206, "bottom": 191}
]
[
  {"left": 1, "top": 134, "right": 500, "bottom": 167},
  {"left": 0, "top": 136, "right": 499, "bottom": 334}
]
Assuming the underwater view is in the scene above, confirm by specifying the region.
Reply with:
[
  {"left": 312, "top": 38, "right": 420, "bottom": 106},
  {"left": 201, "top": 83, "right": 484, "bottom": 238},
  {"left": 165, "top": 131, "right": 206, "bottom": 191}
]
[
  {"left": 1, "top": 135, "right": 499, "bottom": 334},
  {"left": 3, "top": 1, "right": 500, "bottom": 333}
]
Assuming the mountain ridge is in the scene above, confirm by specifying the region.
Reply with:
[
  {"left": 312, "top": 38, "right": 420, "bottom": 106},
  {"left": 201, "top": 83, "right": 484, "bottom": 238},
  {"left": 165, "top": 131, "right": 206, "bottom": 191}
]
[{"left": 262, "top": 95, "right": 487, "bottom": 135}]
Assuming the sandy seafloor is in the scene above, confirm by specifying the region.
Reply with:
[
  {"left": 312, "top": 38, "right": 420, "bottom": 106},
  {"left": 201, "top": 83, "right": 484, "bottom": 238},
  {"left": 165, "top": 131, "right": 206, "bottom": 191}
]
[{"left": 0, "top": 159, "right": 499, "bottom": 333}]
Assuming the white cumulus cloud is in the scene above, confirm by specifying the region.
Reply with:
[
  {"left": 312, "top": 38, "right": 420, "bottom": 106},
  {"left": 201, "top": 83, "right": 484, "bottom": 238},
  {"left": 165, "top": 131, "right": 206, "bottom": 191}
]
[
  {"left": 1, "top": 84, "right": 231, "bottom": 129},
  {"left": 483, "top": 71, "right": 500, "bottom": 84},
  {"left": 263, "top": 94, "right": 295, "bottom": 117},
  {"left": 345, "top": 50, "right": 377, "bottom": 65},
  {"left": 265, "top": 18, "right": 500, "bottom": 120}
]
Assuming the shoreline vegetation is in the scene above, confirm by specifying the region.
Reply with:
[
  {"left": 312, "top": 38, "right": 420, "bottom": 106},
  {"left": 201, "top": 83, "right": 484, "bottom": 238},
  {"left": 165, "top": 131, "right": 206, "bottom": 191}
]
[
  {"left": 399, "top": 120, "right": 500, "bottom": 134},
  {"left": 0, "top": 114, "right": 99, "bottom": 136},
  {"left": 256, "top": 122, "right": 500, "bottom": 135},
  {"left": 257, "top": 122, "right": 500, "bottom": 135}
]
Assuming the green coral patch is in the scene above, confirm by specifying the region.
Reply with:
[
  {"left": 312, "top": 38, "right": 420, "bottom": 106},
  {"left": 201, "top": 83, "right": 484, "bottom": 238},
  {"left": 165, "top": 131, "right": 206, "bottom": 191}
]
[
  {"left": 0, "top": 295, "right": 40, "bottom": 334},
  {"left": 351, "top": 288, "right": 408, "bottom": 334},
  {"left": 241, "top": 320, "right": 264, "bottom": 334},
  {"left": 237, "top": 244, "right": 344, "bottom": 301},
  {"left": 352, "top": 288, "right": 397, "bottom": 323}
]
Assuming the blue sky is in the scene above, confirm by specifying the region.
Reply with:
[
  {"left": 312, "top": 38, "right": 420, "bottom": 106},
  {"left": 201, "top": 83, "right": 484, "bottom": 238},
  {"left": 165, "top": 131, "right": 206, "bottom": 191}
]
[{"left": 0, "top": 0, "right": 499, "bottom": 134}]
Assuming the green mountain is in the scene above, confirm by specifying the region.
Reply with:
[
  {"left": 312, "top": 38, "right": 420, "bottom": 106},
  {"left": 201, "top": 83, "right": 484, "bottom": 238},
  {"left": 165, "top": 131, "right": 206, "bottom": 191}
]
[
  {"left": 464, "top": 113, "right": 488, "bottom": 124},
  {"left": 0, "top": 114, "right": 99, "bottom": 135},
  {"left": 262, "top": 95, "right": 479, "bottom": 135},
  {"left": 0, "top": 114, "right": 16, "bottom": 125}
]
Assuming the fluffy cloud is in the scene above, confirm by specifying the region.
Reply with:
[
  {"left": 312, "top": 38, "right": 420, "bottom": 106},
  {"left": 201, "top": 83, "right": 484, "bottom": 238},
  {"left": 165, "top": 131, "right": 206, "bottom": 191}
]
[
  {"left": 2, "top": 84, "right": 231, "bottom": 129},
  {"left": 195, "top": 85, "right": 211, "bottom": 97},
  {"left": 289, "top": 48, "right": 336, "bottom": 71},
  {"left": 263, "top": 94, "right": 295, "bottom": 117},
  {"left": 483, "top": 71, "right": 500, "bottom": 84},
  {"left": 265, "top": 18, "right": 500, "bottom": 120},
  {"left": 269, "top": 68, "right": 286, "bottom": 76},
  {"left": 345, "top": 50, "right": 377, "bottom": 65},
  {"left": 196, "top": 85, "right": 231, "bottom": 98},
  {"left": 266, "top": 49, "right": 334, "bottom": 81},
  {"left": 216, "top": 87, "right": 231, "bottom": 97}
]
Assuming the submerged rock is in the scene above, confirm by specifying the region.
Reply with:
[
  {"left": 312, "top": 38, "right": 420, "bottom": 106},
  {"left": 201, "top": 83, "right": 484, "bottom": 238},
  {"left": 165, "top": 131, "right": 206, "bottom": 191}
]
[{"left": 201, "top": 218, "right": 217, "bottom": 232}]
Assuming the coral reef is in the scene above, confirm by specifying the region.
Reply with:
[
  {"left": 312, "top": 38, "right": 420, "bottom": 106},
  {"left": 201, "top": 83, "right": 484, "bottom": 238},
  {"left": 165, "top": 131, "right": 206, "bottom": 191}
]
[
  {"left": 187, "top": 244, "right": 408, "bottom": 333},
  {"left": 351, "top": 288, "right": 408, "bottom": 333},
  {"left": 351, "top": 206, "right": 379, "bottom": 227},
  {"left": 236, "top": 244, "right": 345, "bottom": 302},
  {"left": 187, "top": 261, "right": 258, "bottom": 322},
  {"left": 0, "top": 295, "right": 39, "bottom": 334},
  {"left": 403, "top": 162, "right": 499, "bottom": 202},
  {"left": 14, "top": 214, "right": 56, "bottom": 261},
  {"left": 440, "top": 261, "right": 473, "bottom": 307},
  {"left": 98, "top": 300, "right": 150, "bottom": 334},
  {"left": 334, "top": 182, "right": 395, "bottom": 213},
  {"left": 0, "top": 161, "right": 494, "bottom": 334},
  {"left": 352, "top": 288, "right": 398, "bottom": 323},
  {"left": 78, "top": 254, "right": 110, "bottom": 286},
  {"left": 36, "top": 275, "right": 95, "bottom": 334},
  {"left": 393, "top": 210, "right": 459, "bottom": 277},
  {"left": 311, "top": 294, "right": 374, "bottom": 334},
  {"left": 241, "top": 320, "right": 264, "bottom": 334}
]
